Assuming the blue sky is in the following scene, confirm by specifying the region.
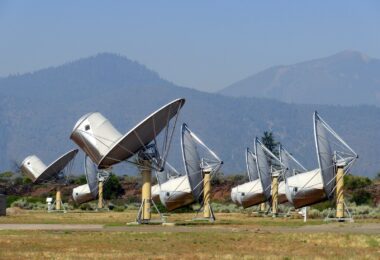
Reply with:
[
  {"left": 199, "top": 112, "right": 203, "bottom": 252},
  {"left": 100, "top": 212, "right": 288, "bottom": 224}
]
[{"left": 0, "top": 1, "right": 379, "bottom": 91}]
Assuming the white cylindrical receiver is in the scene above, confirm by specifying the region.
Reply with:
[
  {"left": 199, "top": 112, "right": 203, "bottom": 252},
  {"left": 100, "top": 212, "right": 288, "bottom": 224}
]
[
  {"left": 72, "top": 184, "right": 94, "bottom": 204},
  {"left": 70, "top": 112, "right": 123, "bottom": 165},
  {"left": 21, "top": 155, "right": 48, "bottom": 182}
]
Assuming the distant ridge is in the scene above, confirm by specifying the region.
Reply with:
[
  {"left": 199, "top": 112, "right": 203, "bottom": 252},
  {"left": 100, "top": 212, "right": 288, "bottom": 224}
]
[
  {"left": 220, "top": 50, "right": 380, "bottom": 106},
  {"left": 0, "top": 53, "right": 380, "bottom": 177}
]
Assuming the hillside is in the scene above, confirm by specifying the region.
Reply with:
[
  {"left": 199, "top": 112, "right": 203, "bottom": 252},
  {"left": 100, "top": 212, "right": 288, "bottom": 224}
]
[
  {"left": 1, "top": 53, "right": 380, "bottom": 177},
  {"left": 220, "top": 51, "right": 380, "bottom": 106}
]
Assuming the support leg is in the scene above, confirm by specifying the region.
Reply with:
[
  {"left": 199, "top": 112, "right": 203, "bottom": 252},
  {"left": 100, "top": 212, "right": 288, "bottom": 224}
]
[
  {"left": 55, "top": 188, "right": 61, "bottom": 211},
  {"left": 271, "top": 175, "right": 279, "bottom": 217},
  {"left": 98, "top": 181, "right": 104, "bottom": 209},
  {"left": 336, "top": 166, "right": 345, "bottom": 220},
  {"left": 203, "top": 171, "right": 211, "bottom": 219}
]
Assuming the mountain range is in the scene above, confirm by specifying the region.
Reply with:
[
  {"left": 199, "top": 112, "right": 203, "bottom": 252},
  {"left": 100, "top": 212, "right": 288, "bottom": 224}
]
[
  {"left": 0, "top": 53, "right": 379, "bottom": 177},
  {"left": 220, "top": 50, "right": 380, "bottom": 106}
]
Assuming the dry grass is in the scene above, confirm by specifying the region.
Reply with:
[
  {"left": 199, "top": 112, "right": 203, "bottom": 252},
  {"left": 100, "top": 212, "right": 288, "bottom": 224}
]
[
  {"left": 0, "top": 210, "right": 379, "bottom": 259},
  {"left": 0, "top": 210, "right": 327, "bottom": 226},
  {"left": 0, "top": 230, "right": 379, "bottom": 259}
]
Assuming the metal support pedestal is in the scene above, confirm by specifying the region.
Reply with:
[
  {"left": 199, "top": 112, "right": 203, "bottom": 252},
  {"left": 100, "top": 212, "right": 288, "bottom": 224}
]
[
  {"left": 134, "top": 160, "right": 164, "bottom": 224},
  {"left": 193, "top": 171, "right": 215, "bottom": 222},
  {"left": 325, "top": 167, "right": 354, "bottom": 222},
  {"left": 271, "top": 174, "right": 279, "bottom": 218}
]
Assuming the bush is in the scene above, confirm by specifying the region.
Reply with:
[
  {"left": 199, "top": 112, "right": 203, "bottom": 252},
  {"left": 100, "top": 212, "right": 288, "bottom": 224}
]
[
  {"left": 6, "top": 195, "right": 22, "bottom": 207},
  {"left": 73, "top": 175, "right": 87, "bottom": 185},
  {"left": 311, "top": 200, "right": 334, "bottom": 211},
  {"left": 350, "top": 189, "right": 373, "bottom": 205},
  {"left": 211, "top": 203, "right": 241, "bottom": 213},
  {"left": 79, "top": 203, "right": 94, "bottom": 211},
  {"left": 345, "top": 174, "right": 372, "bottom": 190},
  {"left": 104, "top": 174, "right": 124, "bottom": 199},
  {"left": 308, "top": 209, "right": 322, "bottom": 218},
  {"left": 10, "top": 198, "right": 46, "bottom": 210}
]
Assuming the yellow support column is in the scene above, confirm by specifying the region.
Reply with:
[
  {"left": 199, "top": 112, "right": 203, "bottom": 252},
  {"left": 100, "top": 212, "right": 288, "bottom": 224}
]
[
  {"left": 203, "top": 170, "right": 211, "bottom": 218},
  {"left": 336, "top": 166, "right": 345, "bottom": 219},
  {"left": 98, "top": 181, "right": 103, "bottom": 209},
  {"left": 55, "top": 188, "right": 61, "bottom": 211},
  {"left": 271, "top": 174, "right": 279, "bottom": 217},
  {"left": 260, "top": 202, "right": 266, "bottom": 212},
  {"left": 141, "top": 160, "right": 152, "bottom": 221}
]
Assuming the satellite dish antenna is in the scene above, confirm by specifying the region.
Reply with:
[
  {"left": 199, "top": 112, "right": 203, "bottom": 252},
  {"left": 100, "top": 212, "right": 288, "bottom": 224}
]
[
  {"left": 231, "top": 139, "right": 286, "bottom": 217},
  {"left": 72, "top": 155, "right": 111, "bottom": 210},
  {"left": 152, "top": 161, "right": 181, "bottom": 204},
  {"left": 231, "top": 148, "right": 263, "bottom": 208},
  {"left": 20, "top": 149, "right": 78, "bottom": 212},
  {"left": 285, "top": 112, "right": 358, "bottom": 222},
  {"left": 255, "top": 138, "right": 287, "bottom": 216},
  {"left": 70, "top": 98, "right": 185, "bottom": 223},
  {"left": 159, "top": 123, "right": 223, "bottom": 222},
  {"left": 278, "top": 145, "right": 307, "bottom": 205}
]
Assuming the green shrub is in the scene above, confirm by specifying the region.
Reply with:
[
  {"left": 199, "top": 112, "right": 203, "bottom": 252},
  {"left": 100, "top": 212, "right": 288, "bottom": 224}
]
[
  {"left": 104, "top": 174, "right": 124, "bottom": 199},
  {"left": 311, "top": 200, "right": 334, "bottom": 211},
  {"left": 345, "top": 174, "right": 372, "bottom": 190},
  {"left": 308, "top": 209, "right": 322, "bottom": 218},
  {"left": 10, "top": 198, "right": 46, "bottom": 210},
  {"left": 211, "top": 203, "right": 241, "bottom": 213},
  {"left": 6, "top": 195, "right": 22, "bottom": 207},
  {"left": 350, "top": 189, "right": 373, "bottom": 205},
  {"left": 79, "top": 203, "right": 94, "bottom": 211}
]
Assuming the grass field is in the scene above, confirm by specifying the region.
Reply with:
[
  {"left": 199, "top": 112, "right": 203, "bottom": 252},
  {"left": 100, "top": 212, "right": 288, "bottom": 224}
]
[{"left": 0, "top": 210, "right": 379, "bottom": 259}]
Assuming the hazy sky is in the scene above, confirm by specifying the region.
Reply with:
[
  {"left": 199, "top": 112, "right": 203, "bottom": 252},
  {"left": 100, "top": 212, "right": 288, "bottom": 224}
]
[{"left": 0, "top": 1, "right": 379, "bottom": 91}]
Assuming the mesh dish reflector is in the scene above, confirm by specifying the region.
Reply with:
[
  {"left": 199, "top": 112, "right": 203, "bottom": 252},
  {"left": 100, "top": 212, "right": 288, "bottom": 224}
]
[
  {"left": 280, "top": 149, "right": 293, "bottom": 178},
  {"left": 280, "top": 146, "right": 307, "bottom": 178},
  {"left": 255, "top": 139, "right": 272, "bottom": 201},
  {"left": 84, "top": 156, "right": 99, "bottom": 197},
  {"left": 155, "top": 162, "right": 180, "bottom": 186},
  {"left": 246, "top": 148, "right": 259, "bottom": 181},
  {"left": 21, "top": 149, "right": 78, "bottom": 184},
  {"left": 182, "top": 124, "right": 202, "bottom": 202},
  {"left": 314, "top": 113, "right": 335, "bottom": 198}
]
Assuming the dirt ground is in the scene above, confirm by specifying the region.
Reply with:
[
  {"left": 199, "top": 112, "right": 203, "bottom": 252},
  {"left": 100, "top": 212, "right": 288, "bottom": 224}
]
[{"left": 0, "top": 210, "right": 379, "bottom": 259}]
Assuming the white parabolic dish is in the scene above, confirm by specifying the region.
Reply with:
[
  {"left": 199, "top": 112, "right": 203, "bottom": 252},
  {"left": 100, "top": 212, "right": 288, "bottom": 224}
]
[
  {"left": 71, "top": 98, "right": 185, "bottom": 169},
  {"left": 21, "top": 149, "right": 78, "bottom": 184}
]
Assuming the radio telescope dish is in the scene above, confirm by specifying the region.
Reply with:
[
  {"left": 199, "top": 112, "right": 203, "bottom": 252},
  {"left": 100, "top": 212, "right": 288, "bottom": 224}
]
[
  {"left": 231, "top": 140, "right": 286, "bottom": 209},
  {"left": 72, "top": 155, "right": 110, "bottom": 205},
  {"left": 315, "top": 112, "right": 335, "bottom": 198},
  {"left": 21, "top": 149, "right": 78, "bottom": 184},
  {"left": 21, "top": 149, "right": 78, "bottom": 213},
  {"left": 246, "top": 148, "right": 259, "bottom": 181},
  {"left": 231, "top": 148, "right": 264, "bottom": 208},
  {"left": 71, "top": 99, "right": 185, "bottom": 223},
  {"left": 152, "top": 162, "right": 181, "bottom": 203},
  {"left": 72, "top": 184, "right": 93, "bottom": 205},
  {"left": 71, "top": 98, "right": 185, "bottom": 169},
  {"left": 278, "top": 145, "right": 307, "bottom": 205},
  {"left": 285, "top": 112, "right": 358, "bottom": 209},
  {"left": 279, "top": 145, "right": 307, "bottom": 178},
  {"left": 255, "top": 138, "right": 276, "bottom": 202},
  {"left": 159, "top": 123, "right": 223, "bottom": 216}
]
